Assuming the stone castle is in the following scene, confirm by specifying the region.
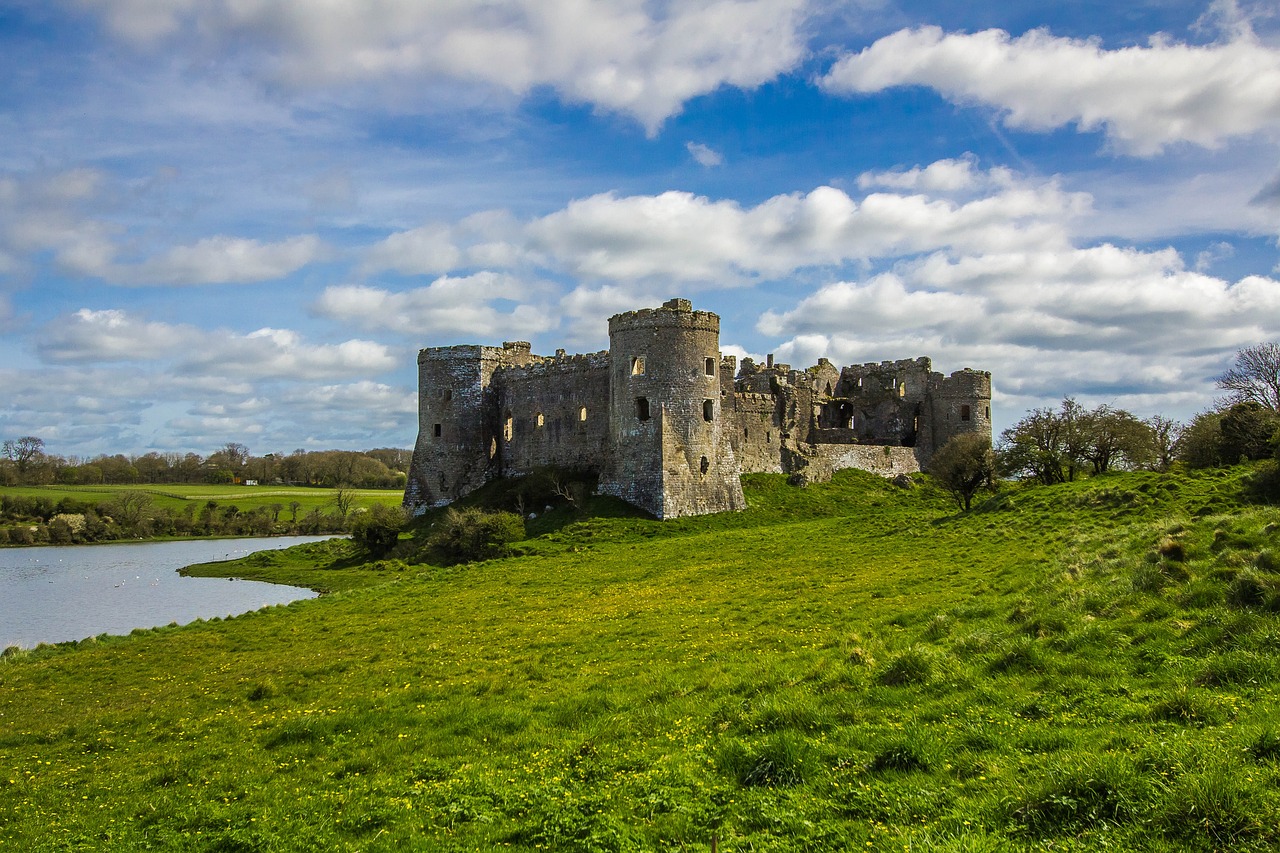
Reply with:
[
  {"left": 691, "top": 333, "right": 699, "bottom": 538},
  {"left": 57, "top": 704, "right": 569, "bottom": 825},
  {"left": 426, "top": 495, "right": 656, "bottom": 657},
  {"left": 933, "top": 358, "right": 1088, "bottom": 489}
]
[{"left": 404, "top": 299, "right": 992, "bottom": 519}]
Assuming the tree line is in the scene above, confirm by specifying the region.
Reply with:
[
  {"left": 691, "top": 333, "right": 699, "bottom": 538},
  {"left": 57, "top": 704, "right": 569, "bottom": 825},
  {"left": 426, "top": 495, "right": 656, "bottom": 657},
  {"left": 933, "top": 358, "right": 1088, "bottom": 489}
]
[
  {"left": 930, "top": 343, "right": 1280, "bottom": 509},
  {"left": 0, "top": 441, "right": 411, "bottom": 489}
]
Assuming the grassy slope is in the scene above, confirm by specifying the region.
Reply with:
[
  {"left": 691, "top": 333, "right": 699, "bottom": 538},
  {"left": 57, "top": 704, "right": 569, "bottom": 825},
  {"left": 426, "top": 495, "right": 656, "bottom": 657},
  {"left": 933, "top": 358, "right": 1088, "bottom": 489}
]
[{"left": 3, "top": 468, "right": 1280, "bottom": 851}]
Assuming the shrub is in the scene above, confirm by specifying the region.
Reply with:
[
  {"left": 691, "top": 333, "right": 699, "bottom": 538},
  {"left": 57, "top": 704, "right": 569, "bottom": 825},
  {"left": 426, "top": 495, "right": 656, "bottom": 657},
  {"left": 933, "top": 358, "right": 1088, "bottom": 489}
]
[
  {"left": 430, "top": 507, "right": 525, "bottom": 564},
  {"left": 349, "top": 503, "right": 407, "bottom": 557}
]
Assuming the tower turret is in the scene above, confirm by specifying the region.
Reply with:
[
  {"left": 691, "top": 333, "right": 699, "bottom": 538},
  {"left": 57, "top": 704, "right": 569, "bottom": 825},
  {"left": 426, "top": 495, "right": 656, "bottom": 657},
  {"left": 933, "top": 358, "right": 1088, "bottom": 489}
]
[{"left": 598, "top": 298, "right": 744, "bottom": 518}]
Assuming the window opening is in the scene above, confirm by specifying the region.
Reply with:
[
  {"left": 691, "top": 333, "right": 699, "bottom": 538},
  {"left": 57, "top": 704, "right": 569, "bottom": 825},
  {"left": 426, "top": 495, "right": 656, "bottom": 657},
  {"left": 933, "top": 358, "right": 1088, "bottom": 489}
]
[
  {"left": 960, "top": 405, "right": 971, "bottom": 422},
  {"left": 433, "top": 423, "right": 442, "bottom": 438},
  {"left": 503, "top": 412, "right": 513, "bottom": 441},
  {"left": 705, "top": 357, "right": 716, "bottom": 376},
  {"left": 636, "top": 397, "right": 651, "bottom": 421},
  {"left": 985, "top": 406, "right": 990, "bottom": 419},
  {"left": 899, "top": 383, "right": 906, "bottom": 398},
  {"left": 443, "top": 389, "right": 452, "bottom": 402},
  {"left": 703, "top": 399, "right": 714, "bottom": 422},
  {"left": 578, "top": 406, "right": 588, "bottom": 422},
  {"left": 489, "top": 438, "right": 497, "bottom": 459},
  {"left": 700, "top": 456, "right": 709, "bottom": 475},
  {"left": 535, "top": 412, "right": 544, "bottom": 427},
  {"left": 631, "top": 357, "right": 646, "bottom": 376}
]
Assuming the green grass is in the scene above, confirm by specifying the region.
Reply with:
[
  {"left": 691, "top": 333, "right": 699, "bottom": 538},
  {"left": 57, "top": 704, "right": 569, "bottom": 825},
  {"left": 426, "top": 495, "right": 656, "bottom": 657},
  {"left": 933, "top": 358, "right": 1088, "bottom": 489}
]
[
  {"left": 4, "top": 465, "right": 1280, "bottom": 851},
  {"left": 1, "top": 483, "right": 403, "bottom": 514}
]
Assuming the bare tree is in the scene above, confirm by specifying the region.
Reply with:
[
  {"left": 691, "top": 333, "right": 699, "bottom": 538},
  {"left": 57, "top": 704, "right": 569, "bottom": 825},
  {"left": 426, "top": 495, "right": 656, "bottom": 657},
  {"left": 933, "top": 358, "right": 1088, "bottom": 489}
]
[
  {"left": 2, "top": 436, "right": 45, "bottom": 476},
  {"left": 1217, "top": 342, "right": 1280, "bottom": 411},
  {"left": 330, "top": 484, "right": 356, "bottom": 519}
]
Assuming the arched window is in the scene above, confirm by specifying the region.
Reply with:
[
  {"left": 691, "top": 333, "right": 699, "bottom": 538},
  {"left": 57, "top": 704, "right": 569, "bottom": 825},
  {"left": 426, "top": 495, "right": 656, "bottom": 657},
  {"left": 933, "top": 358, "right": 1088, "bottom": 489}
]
[
  {"left": 578, "top": 406, "right": 588, "bottom": 422},
  {"left": 705, "top": 357, "right": 716, "bottom": 376},
  {"left": 631, "top": 357, "right": 646, "bottom": 375},
  {"left": 702, "top": 399, "right": 714, "bottom": 422}
]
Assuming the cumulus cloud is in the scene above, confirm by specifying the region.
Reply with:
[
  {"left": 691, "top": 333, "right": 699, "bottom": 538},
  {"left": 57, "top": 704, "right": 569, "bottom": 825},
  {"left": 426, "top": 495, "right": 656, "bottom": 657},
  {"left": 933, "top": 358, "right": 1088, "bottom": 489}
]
[
  {"left": 125, "top": 235, "right": 326, "bottom": 285},
  {"left": 821, "top": 26, "right": 1280, "bottom": 154},
  {"left": 313, "top": 272, "right": 557, "bottom": 339},
  {"left": 80, "top": 0, "right": 811, "bottom": 131},
  {"left": 38, "top": 308, "right": 397, "bottom": 380},
  {"left": 38, "top": 308, "right": 197, "bottom": 362},
  {"left": 759, "top": 244, "right": 1280, "bottom": 412},
  {"left": 518, "top": 177, "right": 1085, "bottom": 282}
]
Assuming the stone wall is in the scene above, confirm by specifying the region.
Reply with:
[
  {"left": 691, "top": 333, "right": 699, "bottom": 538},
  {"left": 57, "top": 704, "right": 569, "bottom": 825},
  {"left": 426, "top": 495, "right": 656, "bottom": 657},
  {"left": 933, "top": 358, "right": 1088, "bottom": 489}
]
[{"left": 496, "top": 353, "right": 610, "bottom": 476}]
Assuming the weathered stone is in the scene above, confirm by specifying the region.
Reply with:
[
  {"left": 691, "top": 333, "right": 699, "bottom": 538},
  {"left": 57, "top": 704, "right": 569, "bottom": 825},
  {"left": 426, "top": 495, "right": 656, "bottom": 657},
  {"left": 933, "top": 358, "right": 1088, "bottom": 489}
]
[{"left": 405, "top": 300, "right": 992, "bottom": 519}]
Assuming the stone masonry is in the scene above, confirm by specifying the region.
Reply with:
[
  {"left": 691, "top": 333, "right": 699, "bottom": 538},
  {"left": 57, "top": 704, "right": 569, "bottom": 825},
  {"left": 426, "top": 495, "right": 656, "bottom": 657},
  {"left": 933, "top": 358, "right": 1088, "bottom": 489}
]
[{"left": 405, "top": 299, "right": 992, "bottom": 519}]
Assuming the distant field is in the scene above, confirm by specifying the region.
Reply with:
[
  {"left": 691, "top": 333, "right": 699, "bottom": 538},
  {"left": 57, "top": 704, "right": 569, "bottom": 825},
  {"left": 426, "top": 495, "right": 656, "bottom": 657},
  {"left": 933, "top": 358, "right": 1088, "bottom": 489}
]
[{"left": 0, "top": 483, "right": 404, "bottom": 513}]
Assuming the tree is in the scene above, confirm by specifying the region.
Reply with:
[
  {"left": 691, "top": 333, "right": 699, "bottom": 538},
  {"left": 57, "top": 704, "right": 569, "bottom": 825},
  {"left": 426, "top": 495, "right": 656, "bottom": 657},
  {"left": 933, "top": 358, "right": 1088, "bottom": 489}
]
[
  {"left": 2, "top": 436, "right": 45, "bottom": 479},
  {"left": 107, "top": 491, "right": 153, "bottom": 535},
  {"left": 1178, "top": 411, "right": 1224, "bottom": 468},
  {"left": 330, "top": 484, "right": 356, "bottom": 520},
  {"left": 1216, "top": 342, "right": 1280, "bottom": 411},
  {"left": 1079, "top": 405, "right": 1155, "bottom": 474},
  {"left": 1219, "top": 402, "right": 1280, "bottom": 462},
  {"left": 928, "top": 433, "right": 997, "bottom": 511},
  {"left": 998, "top": 407, "right": 1066, "bottom": 485},
  {"left": 1145, "top": 415, "right": 1182, "bottom": 472}
]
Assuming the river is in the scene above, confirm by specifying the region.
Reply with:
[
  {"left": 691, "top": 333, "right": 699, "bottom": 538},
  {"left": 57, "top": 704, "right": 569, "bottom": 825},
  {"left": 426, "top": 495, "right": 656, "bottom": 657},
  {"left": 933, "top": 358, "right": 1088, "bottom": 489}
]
[{"left": 0, "top": 536, "right": 330, "bottom": 650}]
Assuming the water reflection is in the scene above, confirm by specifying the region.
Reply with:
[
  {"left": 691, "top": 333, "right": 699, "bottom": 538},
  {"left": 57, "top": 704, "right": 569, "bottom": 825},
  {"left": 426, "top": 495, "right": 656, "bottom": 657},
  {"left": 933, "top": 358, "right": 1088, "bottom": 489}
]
[{"left": 0, "top": 537, "right": 330, "bottom": 649}]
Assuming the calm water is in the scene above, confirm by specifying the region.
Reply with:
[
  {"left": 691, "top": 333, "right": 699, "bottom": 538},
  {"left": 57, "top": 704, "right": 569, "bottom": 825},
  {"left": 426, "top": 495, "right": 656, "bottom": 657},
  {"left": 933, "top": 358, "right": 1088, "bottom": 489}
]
[{"left": 0, "top": 537, "right": 330, "bottom": 649}]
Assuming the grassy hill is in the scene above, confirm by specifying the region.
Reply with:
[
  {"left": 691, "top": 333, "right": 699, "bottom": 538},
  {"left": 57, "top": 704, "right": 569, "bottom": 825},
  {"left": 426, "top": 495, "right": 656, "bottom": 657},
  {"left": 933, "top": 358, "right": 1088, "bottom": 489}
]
[{"left": 3, "top": 467, "right": 1279, "bottom": 851}]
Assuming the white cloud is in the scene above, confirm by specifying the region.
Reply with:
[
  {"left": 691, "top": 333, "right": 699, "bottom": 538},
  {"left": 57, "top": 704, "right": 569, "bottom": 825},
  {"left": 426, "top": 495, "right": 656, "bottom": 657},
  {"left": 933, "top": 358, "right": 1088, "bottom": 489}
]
[
  {"left": 313, "top": 272, "right": 557, "bottom": 339},
  {"left": 821, "top": 26, "right": 1280, "bottom": 154},
  {"left": 38, "top": 308, "right": 196, "bottom": 362},
  {"left": 759, "top": 243, "right": 1280, "bottom": 418},
  {"left": 518, "top": 177, "right": 1085, "bottom": 282},
  {"left": 38, "top": 308, "right": 397, "bottom": 380},
  {"left": 687, "top": 142, "right": 725, "bottom": 167},
  {"left": 81, "top": 0, "right": 812, "bottom": 131},
  {"left": 124, "top": 235, "right": 326, "bottom": 286}
]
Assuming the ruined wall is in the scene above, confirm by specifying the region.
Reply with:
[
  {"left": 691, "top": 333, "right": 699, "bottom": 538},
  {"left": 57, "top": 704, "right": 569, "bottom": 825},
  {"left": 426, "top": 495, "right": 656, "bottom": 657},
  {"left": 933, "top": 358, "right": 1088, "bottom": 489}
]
[
  {"left": 791, "top": 443, "right": 922, "bottom": 481},
  {"left": 599, "top": 299, "right": 744, "bottom": 519},
  {"left": 404, "top": 344, "right": 509, "bottom": 508},
  {"left": 496, "top": 353, "right": 610, "bottom": 476},
  {"left": 728, "top": 393, "right": 784, "bottom": 474}
]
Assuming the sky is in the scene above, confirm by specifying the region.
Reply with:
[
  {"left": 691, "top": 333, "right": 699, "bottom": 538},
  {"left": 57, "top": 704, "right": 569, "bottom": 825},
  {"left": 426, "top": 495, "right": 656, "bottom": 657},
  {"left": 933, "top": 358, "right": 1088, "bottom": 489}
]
[{"left": 2, "top": 0, "right": 1280, "bottom": 459}]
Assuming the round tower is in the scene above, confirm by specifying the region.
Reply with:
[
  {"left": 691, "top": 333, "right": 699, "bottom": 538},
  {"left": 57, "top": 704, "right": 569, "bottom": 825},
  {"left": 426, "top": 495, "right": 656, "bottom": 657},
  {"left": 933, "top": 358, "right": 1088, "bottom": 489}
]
[
  {"left": 927, "top": 368, "right": 993, "bottom": 461},
  {"left": 599, "top": 298, "right": 744, "bottom": 518}
]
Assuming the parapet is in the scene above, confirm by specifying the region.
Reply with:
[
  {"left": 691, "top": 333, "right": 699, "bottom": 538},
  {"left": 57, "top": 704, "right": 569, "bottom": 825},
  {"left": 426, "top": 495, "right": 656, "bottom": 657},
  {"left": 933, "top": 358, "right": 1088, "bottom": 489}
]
[{"left": 609, "top": 298, "right": 720, "bottom": 334}]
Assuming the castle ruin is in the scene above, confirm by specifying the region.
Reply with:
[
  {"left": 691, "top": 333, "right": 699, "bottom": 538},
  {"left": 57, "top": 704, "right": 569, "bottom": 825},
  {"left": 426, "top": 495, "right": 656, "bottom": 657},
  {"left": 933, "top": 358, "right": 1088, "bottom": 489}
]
[{"left": 404, "top": 298, "right": 992, "bottom": 519}]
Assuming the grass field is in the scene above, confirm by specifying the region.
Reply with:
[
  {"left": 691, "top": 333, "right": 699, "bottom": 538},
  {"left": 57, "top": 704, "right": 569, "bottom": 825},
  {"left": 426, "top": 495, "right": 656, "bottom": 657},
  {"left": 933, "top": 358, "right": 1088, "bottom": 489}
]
[
  {"left": 3, "top": 466, "right": 1280, "bottom": 851},
  {"left": 0, "top": 483, "right": 404, "bottom": 515}
]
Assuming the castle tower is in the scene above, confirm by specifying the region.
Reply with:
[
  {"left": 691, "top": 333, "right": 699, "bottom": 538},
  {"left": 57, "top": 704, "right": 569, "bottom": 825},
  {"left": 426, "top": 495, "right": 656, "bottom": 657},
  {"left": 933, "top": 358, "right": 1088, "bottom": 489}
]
[
  {"left": 598, "top": 298, "right": 745, "bottom": 518},
  {"left": 403, "top": 344, "right": 512, "bottom": 511},
  {"left": 925, "top": 368, "right": 993, "bottom": 462}
]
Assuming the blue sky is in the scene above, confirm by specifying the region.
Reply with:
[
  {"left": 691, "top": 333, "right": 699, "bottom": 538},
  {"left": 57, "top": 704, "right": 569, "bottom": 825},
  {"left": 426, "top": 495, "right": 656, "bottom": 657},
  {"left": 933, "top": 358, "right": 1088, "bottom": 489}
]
[{"left": 2, "top": 0, "right": 1279, "bottom": 458}]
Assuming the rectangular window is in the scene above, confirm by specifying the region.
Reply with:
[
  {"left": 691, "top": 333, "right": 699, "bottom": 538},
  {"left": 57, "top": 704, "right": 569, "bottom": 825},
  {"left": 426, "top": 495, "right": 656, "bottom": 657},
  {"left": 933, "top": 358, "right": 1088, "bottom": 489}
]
[
  {"left": 705, "top": 357, "right": 716, "bottom": 376},
  {"left": 961, "top": 405, "right": 971, "bottom": 421},
  {"left": 631, "top": 357, "right": 646, "bottom": 375},
  {"left": 433, "top": 423, "right": 442, "bottom": 438},
  {"left": 636, "top": 397, "right": 651, "bottom": 421}
]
